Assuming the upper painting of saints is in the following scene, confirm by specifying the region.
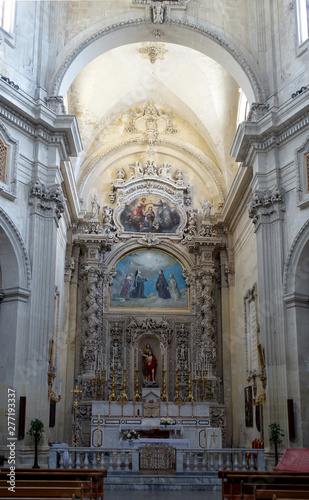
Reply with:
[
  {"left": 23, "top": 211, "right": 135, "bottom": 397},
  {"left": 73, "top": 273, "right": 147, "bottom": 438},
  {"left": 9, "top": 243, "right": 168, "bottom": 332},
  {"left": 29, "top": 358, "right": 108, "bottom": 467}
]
[
  {"left": 110, "top": 249, "right": 188, "bottom": 309},
  {"left": 119, "top": 195, "right": 181, "bottom": 233}
]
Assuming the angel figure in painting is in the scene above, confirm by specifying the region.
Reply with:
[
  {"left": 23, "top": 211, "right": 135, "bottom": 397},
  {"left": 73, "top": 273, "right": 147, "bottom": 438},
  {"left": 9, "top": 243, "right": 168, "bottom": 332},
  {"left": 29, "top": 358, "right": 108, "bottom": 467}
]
[{"left": 139, "top": 347, "right": 157, "bottom": 382}]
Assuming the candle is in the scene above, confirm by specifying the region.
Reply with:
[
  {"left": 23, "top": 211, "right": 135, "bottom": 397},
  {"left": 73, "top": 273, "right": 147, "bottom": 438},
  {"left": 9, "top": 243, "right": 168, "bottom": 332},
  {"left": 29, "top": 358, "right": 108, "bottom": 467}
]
[
  {"left": 97, "top": 414, "right": 100, "bottom": 447},
  {"left": 59, "top": 379, "right": 62, "bottom": 395},
  {"left": 124, "top": 345, "right": 126, "bottom": 369}
]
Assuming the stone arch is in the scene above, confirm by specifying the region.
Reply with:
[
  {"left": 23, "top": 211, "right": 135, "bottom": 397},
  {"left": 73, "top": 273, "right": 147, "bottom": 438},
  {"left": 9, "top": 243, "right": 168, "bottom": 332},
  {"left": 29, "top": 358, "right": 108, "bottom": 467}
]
[
  {"left": 78, "top": 139, "right": 227, "bottom": 208},
  {"left": 0, "top": 208, "right": 31, "bottom": 290},
  {"left": 283, "top": 219, "right": 309, "bottom": 296},
  {"left": 52, "top": 18, "right": 264, "bottom": 104},
  {"left": 0, "top": 211, "right": 31, "bottom": 410},
  {"left": 283, "top": 221, "right": 309, "bottom": 447},
  {"left": 105, "top": 240, "right": 195, "bottom": 272}
]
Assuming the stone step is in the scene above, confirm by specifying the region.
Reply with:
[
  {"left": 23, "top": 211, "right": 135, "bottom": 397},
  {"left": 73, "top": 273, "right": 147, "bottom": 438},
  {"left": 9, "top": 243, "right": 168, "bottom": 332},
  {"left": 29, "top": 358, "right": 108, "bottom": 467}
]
[{"left": 105, "top": 473, "right": 221, "bottom": 490}]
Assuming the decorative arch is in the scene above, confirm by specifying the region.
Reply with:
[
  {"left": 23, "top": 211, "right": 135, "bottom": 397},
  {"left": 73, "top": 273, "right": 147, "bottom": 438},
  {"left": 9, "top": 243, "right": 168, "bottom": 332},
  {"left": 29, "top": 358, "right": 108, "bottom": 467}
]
[
  {"left": 283, "top": 219, "right": 309, "bottom": 296},
  {"left": 77, "top": 138, "right": 227, "bottom": 207},
  {"left": 104, "top": 239, "right": 195, "bottom": 272},
  {"left": 52, "top": 18, "right": 264, "bottom": 104},
  {"left": 0, "top": 208, "right": 31, "bottom": 290}
]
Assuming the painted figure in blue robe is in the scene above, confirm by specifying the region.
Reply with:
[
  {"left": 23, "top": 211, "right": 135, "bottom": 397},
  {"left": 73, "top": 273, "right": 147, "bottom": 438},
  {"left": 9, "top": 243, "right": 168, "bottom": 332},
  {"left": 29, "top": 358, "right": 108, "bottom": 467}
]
[
  {"left": 155, "top": 270, "right": 171, "bottom": 299},
  {"left": 130, "top": 270, "right": 147, "bottom": 298}
]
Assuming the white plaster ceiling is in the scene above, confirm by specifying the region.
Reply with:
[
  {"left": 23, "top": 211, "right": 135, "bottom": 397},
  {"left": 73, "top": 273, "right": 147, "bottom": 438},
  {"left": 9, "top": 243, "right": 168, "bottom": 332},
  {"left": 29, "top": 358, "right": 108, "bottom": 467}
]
[{"left": 66, "top": 42, "right": 246, "bottom": 212}]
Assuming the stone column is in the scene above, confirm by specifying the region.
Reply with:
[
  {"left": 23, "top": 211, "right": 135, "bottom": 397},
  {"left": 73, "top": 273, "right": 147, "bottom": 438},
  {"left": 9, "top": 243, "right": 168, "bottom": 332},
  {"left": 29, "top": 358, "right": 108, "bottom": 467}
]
[
  {"left": 248, "top": 187, "right": 287, "bottom": 440},
  {"left": 26, "top": 179, "right": 65, "bottom": 425},
  {"left": 59, "top": 243, "right": 80, "bottom": 444}
]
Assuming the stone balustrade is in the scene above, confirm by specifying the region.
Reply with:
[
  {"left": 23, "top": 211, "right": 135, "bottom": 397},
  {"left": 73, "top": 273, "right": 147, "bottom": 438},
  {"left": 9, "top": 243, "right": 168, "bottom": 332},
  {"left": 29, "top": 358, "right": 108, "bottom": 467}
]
[{"left": 49, "top": 446, "right": 265, "bottom": 473}]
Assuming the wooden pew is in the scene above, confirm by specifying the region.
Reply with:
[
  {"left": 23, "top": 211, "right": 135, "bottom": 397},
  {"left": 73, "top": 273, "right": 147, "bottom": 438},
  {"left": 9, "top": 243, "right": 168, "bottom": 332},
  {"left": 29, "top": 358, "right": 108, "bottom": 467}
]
[
  {"left": 0, "top": 485, "right": 84, "bottom": 499},
  {"left": 0, "top": 469, "right": 106, "bottom": 500},
  {"left": 272, "top": 495, "right": 309, "bottom": 500},
  {"left": 219, "top": 471, "right": 309, "bottom": 500},
  {"left": 255, "top": 490, "right": 309, "bottom": 500},
  {"left": 242, "top": 482, "right": 309, "bottom": 497}
]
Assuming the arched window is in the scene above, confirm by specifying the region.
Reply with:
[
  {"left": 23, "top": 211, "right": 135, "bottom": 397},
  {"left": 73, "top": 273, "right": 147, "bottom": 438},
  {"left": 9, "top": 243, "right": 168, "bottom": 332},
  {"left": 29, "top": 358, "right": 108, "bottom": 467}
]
[
  {"left": 0, "top": 0, "right": 15, "bottom": 34},
  {"left": 297, "top": 0, "right": 309, "bottom": 44},
  {"left": 0, "top": 136, "right": 8, "bottom": 184}
]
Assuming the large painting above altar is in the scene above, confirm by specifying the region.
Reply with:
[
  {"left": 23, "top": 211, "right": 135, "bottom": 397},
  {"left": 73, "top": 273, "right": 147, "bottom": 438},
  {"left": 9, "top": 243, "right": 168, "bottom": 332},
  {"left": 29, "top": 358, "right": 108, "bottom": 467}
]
[
  {"left": 119, "top": 195, "right": 181, "bottom": 233},
  {"left": 110, "top": 249, "right": 189, "bottom": 309}
]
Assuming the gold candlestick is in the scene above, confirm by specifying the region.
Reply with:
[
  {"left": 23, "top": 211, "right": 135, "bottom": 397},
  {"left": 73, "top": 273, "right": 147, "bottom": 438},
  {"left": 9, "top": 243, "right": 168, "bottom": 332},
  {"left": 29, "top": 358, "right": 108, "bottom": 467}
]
[
  {"left": 134, "top": 370, "right": 141, "bottom": 402},
  {"left": 161, "top": 370, "right": 167, "bottom": 402},
  {"left": 120, "top": 369, "right": 128, "bottom": 403},
  {"left": 70, "top": 384, "right": 82, "bottom": 447},
  {"left": 187, "top": 370, "right": 194, "bottom": 402},
  {"left": 109, "top": 369, "right": 116, "bottom": 402},
  {"left": 193, "top": 369, "right": 208, "bottom": 401},
  {"left": 93, "top": 370, "right": 107, "bottom": 400},
  {"left": 174, "top": 370, "right": 182, "bottom": 403}
]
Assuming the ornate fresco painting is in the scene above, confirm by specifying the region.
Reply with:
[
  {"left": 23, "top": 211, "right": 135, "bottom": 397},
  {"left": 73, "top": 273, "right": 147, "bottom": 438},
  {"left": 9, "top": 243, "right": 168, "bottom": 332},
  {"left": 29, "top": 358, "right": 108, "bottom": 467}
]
[
  {"left": 119, "top": 194, "right": 181, "bottom": 233},
  {"left": 110, "top": 248, "right": 189, "bottom": 309}
]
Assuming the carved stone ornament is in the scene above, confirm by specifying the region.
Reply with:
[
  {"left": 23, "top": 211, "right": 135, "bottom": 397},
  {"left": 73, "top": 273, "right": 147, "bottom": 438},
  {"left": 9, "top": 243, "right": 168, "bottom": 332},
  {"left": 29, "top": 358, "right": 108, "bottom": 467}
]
[
  {"left": 131, "top": 0, "right": 192, "bottom": 8},
  {"left": 248, "top": 186, "right": 284, "bottom": 230},
  {"left": 110, "top": 158, "right": 189, "bottom": 240},
  {"left": 45, "top": 95, "right": 66, "bottom": 114},
  {"left": 247, "top": 102, "right": 269, "bottom": 122},
  {"left": 125, "top": 104, "right": 177, "bottom": 146},
  {"left": 29, "top": 178, "right": 65, "bottom": 222}
]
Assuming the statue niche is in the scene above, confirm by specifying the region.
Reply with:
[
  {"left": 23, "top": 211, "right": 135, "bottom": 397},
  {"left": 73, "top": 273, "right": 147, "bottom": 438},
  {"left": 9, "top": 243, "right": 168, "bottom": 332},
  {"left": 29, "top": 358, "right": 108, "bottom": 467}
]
[{"left": 137, "top": 335, "right": 162, "bottom": 391}]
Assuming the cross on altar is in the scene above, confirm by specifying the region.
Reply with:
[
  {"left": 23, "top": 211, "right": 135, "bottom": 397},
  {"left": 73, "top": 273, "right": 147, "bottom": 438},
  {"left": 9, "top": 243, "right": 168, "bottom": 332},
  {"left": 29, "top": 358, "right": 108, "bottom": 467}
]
[
  {"left": 71, "top": 384, "right": 82, "bottom": 409},
  {"left": 211, "top": 432, "right": 218, "bottom": 444}
]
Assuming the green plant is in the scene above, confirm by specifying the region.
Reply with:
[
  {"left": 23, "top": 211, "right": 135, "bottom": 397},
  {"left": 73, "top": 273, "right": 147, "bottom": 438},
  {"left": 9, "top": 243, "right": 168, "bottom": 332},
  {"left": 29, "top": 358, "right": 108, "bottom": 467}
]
[
  {"left": 27, "top": 419, "right": 44, "bottom": 468},
  {"left": 269, "top": 423, "right": 284, "bottom": 465}
]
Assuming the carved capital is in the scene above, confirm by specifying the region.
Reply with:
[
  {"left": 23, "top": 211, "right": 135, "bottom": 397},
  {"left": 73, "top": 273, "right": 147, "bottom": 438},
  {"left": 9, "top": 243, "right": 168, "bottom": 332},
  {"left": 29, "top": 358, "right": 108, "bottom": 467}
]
[
  {"left": 29, "top": 178, "right": 65, "bottom": 221},
  {"left": 248, "top": 187, "right": 284, "bottom": 229},
  {"left": 247, "top": 102, "right": 269, "bottom": 122},
  {"left": 45, "top": 95, "right": 66, "bottom": 114}
]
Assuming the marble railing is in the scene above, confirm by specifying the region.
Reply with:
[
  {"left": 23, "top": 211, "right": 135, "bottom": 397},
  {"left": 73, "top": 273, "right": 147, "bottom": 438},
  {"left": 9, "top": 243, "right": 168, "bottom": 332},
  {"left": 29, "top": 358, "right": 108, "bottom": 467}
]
[{"left": 49, "top": 446, "right": 265, "bottom": 473}]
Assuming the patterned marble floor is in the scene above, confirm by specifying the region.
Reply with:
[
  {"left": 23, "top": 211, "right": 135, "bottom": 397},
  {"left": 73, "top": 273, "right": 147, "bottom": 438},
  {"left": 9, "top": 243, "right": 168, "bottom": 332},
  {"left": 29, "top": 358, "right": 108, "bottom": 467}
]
[{"left": 105, "top": 490, "right": 222, "bottom": 500}]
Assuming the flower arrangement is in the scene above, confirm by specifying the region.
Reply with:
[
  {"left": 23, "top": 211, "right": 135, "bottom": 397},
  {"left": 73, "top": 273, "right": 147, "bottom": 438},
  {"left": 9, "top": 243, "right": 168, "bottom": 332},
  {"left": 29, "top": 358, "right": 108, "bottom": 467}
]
[
  {"left": 160, "top": 417, "right": 176, "bottom": 426},
  {"left": 121, "top": 429, "right": 140, "bottom": 442}
]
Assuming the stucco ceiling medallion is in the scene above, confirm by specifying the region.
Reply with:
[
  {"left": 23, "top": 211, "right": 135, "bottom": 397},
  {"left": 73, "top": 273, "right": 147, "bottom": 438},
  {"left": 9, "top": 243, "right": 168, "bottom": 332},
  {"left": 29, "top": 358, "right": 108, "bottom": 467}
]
[
  {"left": 125, "top": 103, "right": 177, "bottom": 146},
  {"left": 139, "top": 42, "right": 168, "bottom": 64}
]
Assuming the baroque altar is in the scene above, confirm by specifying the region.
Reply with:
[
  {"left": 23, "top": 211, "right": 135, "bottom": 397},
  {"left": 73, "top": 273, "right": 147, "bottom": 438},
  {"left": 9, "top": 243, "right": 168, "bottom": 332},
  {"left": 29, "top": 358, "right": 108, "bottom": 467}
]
[{"left": 68, "top": 158, "right": 228, "bottom": 449}]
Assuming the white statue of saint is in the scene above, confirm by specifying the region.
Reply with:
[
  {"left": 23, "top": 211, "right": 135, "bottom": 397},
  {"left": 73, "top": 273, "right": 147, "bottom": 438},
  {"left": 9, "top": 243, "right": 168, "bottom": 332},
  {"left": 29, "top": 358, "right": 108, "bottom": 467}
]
[
  {"left": 200, "top": 199, "right": 213, "bottom": 220},
  {"left": 129, "top": 161, "right": 143, "bottom": 178},
  {"left": 91, "top": 193, "right": 100, "bottom": 219}
]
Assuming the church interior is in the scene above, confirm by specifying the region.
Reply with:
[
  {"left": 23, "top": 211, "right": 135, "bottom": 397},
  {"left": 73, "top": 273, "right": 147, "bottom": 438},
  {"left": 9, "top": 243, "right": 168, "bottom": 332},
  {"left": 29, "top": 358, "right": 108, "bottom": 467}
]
[{"left": 0, "top": 0, "right": 309, "bottom": 481}]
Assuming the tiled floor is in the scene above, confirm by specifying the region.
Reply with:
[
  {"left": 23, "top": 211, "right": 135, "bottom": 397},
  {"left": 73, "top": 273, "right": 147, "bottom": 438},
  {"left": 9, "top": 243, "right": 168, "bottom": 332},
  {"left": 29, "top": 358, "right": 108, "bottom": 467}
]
[{"left": 105, "top": 490, "right": 222, "bottom": 500}]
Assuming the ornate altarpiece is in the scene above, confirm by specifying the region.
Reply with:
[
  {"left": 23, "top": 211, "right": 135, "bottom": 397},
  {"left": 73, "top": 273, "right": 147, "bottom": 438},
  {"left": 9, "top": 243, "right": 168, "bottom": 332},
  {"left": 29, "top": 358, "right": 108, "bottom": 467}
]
[{"left": 69, "top": 160, "right": 228, "bottom": 446}]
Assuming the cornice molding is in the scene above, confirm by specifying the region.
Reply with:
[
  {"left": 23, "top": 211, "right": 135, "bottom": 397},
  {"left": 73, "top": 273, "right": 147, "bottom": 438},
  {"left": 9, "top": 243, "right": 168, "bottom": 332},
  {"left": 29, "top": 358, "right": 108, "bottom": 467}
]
[
  {"left": 0, "top": 81, "right": 82, "bottom": 159},
  {"left": 231, "top": 94, "right": 309, "bottom": 165}
]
